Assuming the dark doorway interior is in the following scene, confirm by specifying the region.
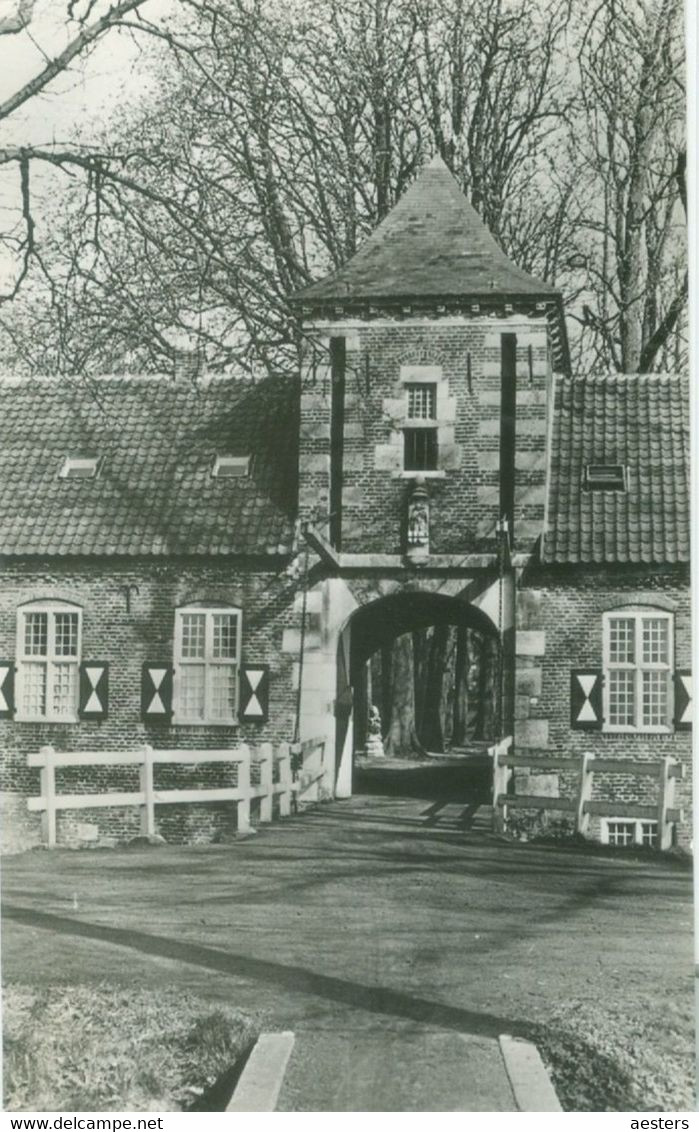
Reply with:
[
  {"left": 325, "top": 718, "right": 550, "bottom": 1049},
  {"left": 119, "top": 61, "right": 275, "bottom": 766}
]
[{"left": 348, "top": 592, "right": 501, "bottom": 761}]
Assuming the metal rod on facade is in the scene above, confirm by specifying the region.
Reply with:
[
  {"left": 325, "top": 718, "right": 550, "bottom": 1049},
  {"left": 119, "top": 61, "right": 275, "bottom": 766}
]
[
  {"left": 496, "top": 516, "right": 507, "bottom": 741},
  {"left": 293, "top": 544, "right": 310, "bottom": 745}
]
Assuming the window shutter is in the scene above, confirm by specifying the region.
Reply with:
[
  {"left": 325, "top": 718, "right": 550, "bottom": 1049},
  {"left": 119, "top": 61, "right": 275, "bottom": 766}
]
[
  {"left": 142, "top": 663, "right": 173, "bottom": 722},
  {"left": 0, "top": 663, "right": 15, "bottom": 718},
  {"left": 239, "top": 664, "right": 269, "bottom": 723},
  {"left": 570, "top": 669, "right": 603, "bottom": 730},
  {"left": 674, "top": 670, "right": 691, "bottom": 731},
  {"left": 79, "top": 662, "right": 109, "bottom": 720}
]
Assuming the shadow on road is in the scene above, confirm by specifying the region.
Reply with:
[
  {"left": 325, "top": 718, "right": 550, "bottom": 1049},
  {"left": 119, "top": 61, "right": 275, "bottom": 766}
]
[
  {"left": 354, "top": 758, "right": 491, "bottom": 805},
  {"left": 2, "top": 902, "right": 535, "bottom": 1042}
]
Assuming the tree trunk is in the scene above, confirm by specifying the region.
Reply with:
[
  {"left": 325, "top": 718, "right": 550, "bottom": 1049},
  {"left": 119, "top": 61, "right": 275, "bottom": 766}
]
[
  {"left": 420, "top": 624, "right": 449, "bottom": 753},
  {"left": 440, "top": 626, "right": 456, "bottom": 752},
  {"left": 412, "top": 627, "right": 428, "bottom": 740},
  {"left": 452, "top": 625, "right": 470, "bottom": 746},
  {"left": 383, "top": 632, "right": 424, "bottom": 758}
]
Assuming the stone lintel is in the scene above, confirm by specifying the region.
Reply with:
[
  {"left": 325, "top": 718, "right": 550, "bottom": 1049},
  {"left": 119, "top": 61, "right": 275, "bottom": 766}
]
[{"left": 337, "top": 552, "right": 498, "bottom": 571}]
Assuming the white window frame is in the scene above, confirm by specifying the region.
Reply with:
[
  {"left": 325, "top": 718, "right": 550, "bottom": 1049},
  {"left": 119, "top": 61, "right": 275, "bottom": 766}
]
[
  {"left": 602, "top": 609, "right": 673, "bottom": 734},
  {"left": 173, "top": 604, "right": 242, "bottom": 725},
  {"left": 601, "top": 818, "right": 658, "bottom": 849},
  {"left": 15, "top": 600, "right": 82, "bottom": 722},
  {"left": 403, "top": 381, "right": 438, "bottom": 472}
]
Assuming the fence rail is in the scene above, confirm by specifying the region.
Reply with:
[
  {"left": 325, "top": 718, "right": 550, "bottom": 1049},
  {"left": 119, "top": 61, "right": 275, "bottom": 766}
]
[
  {"left": 490, "top": 741, "right": 684, "bottom": 849},
  {"left": 27, "top": 738, "right": 326, "bottom": 848}
]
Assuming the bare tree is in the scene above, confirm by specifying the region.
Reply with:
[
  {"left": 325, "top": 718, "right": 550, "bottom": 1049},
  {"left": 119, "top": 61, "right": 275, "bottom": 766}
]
[
  {"left": 0, "top": 0, "right": 587, "bottom": 376},
  {"left": 570, "top": 0, "right": 686, "bottom": 373},
  {"left": 0, "top": 0, "right": 686, "bottom": 379}
]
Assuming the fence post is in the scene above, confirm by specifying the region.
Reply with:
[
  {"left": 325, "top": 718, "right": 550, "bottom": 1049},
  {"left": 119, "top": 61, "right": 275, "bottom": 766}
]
[
  {"left": 140, "top": 744, "right": 155, "bottom": 838},
  {"left": 39, "top": 746, "right": 56, "bottom": 848},
  {"left": 278, "top": 741, "right": 292, "bottom": 817},
  {"left": 491, "top": 739, "right": 510, "bottom": 835},
  {"left": 237, "top": 744, "right": 251, "bottom": 834},
  {"left": 575, "top": 752, "right": 594, "bottom": 837},
  {"left": 657, "top": 755, "right": 675, "bottom": 851},
  {"left": 258, "top": 742, "right": 273, "bottom": 823}
]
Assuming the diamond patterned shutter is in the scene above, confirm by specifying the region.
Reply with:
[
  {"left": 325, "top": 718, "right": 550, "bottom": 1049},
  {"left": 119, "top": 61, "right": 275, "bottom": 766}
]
[
  {"left": 239, "top": 664, "right": 269, "bottom": 723},
  {"left": 570, "top": 670, "right": 603, "bottom": 730},
  {"left": 0, "top": 663, "right": 15, "bottom": 718},
  {"left": 142, "top": 663, "right": 173, "bottom": 722},
  {"left": 674, "top": 670, "right": 691, "bottom": 731},
  {"left": 79, "top": 662, "right": 109, "bottom": 720}
]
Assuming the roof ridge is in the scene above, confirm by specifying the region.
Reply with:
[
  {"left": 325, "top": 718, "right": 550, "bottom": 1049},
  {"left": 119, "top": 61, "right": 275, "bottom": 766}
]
[
  {"left": 560, "top": 371, "right": 687, "bottom": 384},
  {"left": 0, "top": 371, "right": 261, "bottom": 388}
]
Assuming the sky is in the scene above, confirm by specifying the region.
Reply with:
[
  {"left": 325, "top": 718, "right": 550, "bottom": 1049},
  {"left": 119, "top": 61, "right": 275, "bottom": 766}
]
[
  {"left": 0, "top": 0, "right": 174, "bottom": 288},
  {"left": 0, "top": 0, "right": 172, "bottom": 142}
]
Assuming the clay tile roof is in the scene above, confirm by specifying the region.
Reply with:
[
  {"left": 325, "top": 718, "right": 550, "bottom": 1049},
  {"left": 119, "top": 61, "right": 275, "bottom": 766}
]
[
  {"left": 0, "top": 373, "right": 298, "bottom": 558},
  {"left": 542, "top": 372, "right": 689, "bottom": 565},
  {"left": 291, "top": 155, "right": 557, "bottom": 304}
]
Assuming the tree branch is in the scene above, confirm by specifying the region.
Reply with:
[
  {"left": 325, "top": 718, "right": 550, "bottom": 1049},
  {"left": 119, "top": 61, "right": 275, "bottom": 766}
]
[
  {"left": 638, "top": 271, "right": 688, "bottom": 372},
  {"left": 0, "top": 0, "right": 147, "bottom": 122}
]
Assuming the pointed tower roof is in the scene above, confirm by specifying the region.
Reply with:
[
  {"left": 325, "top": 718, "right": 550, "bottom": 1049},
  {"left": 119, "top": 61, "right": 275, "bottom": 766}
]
[{"left": 291, "top": 155, "right": 558, "bottom": 304}]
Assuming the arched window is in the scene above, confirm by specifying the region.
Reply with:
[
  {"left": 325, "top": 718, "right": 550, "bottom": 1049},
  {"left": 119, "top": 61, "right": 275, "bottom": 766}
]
[
  {"left": 173, "top": 605, "right": 241, "bottom": 724},
  {"left": 602, "top": 608, "right": 673, "bottom": 732},
  {"left": 16, "top": 600, "right": 82, "bottom": 721}
]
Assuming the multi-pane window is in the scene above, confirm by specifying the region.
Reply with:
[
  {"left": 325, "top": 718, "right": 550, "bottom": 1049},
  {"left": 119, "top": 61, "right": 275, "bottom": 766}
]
[
  {"left": 603, "top": 819, "right": 658, "bottom": 849},
  {"left": 174, "top": 606, "right": 241, "bottom": 723},
  {"left": 603, "top": 610, "right": 673, "bottom": 732},
  {"left": 406, "top": 383, "right": 436, "bottom": 420},
  {"left": 605, "top": 820, "right": 636, "bottom": 847},
  {"left": 16, "top": 602, "right": 81, "bottom": 720},
  {"left": 403, "top": 382, "right": 438, "bottom": 471}
]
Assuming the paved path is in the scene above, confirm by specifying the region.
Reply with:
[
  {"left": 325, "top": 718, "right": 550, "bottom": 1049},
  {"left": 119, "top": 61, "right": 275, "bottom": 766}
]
[
  {"left": 278, "top": 1029, "right": 514, "bottom": 1111},
  {"left": 2, "top": 761, "right": 693, "bottom": 1110}
]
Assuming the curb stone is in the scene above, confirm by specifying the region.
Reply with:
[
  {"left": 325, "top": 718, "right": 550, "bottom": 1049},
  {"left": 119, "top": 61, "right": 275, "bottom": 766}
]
[
  {"left": 499, "top": 1033, "right": 562, "bottom": 1111},
  {"left": 227, "top": 1031, "right": 295, "bottom": 1111}
]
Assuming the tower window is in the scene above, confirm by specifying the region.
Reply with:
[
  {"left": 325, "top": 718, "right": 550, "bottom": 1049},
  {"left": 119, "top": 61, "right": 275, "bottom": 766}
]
[
  {"left": 404, "top": 428, "right": 438, "bottom": 471},
  {"left": 406, "top": 383, "right": 436, "bottom": 420},
  {"left": 403, "top": 382, "right": 438, "bottom": 471}
]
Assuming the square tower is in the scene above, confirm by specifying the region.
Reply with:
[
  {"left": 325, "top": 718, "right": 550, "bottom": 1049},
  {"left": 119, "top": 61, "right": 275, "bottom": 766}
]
[{"left": 289, "top": 156, "right": 570, "bottom": 561}]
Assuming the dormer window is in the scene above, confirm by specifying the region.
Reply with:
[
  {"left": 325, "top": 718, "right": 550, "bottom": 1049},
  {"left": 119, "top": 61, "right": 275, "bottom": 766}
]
[
  {"left": 59, "top": 456, "right": 100, "bottom": 480},
  {"left": 583, "top": 464, "right": 626, "bottom": 492},
  {"left": 212, "top": 455, "right": 251, "bottom": 479},
  {"left": 404, "top": 382, "right": 438, "bottom": 471}
]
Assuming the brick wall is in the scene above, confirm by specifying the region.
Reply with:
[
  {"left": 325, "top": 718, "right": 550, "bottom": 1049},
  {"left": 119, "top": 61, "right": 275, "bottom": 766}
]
[
  {"left": 299, "top": 314, "right": 551, "bottom": 555},
  {"left": 0, "top": 556, "right": 299, "bottom": 849},
  {"left": 515, "top": 563, "right": 692, "bottom": 846}
]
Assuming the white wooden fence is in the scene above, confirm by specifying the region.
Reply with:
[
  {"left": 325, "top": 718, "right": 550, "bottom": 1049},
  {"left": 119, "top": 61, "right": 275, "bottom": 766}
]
[
  {"left": 28, "top": 738, "right": 326, "bottom": 848},
  {"left": 490, "top": 738, "right": 684, "bottom": 849}
]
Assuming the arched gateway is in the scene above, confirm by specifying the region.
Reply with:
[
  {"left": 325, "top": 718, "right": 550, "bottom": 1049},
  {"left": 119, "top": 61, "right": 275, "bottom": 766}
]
[
  {"left": 343, "top": 590, "right": 502, "bottom": 777},
  {"left": 289, "top": 569, "right": 514, "bottom": 801}
]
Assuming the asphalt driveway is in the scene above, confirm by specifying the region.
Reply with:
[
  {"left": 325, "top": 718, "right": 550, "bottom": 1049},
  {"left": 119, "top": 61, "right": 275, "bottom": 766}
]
[{"left": 1, "top": 780, "right": 693, "bottom": 1109}]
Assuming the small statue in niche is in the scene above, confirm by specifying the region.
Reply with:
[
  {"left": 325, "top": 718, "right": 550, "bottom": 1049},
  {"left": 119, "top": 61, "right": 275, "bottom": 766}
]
[
  {"left": 406, "top": 478, "right": 430, "bottom": 559},
  {"left": 365, "top": 704, "right": 385, "bottom": 759}
]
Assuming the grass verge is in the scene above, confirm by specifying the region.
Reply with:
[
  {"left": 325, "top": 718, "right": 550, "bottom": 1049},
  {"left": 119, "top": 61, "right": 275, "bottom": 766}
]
[
  {"left": 3, "top": 984, "right": 262, "bottom": 1112},
  {"left": 534, "top": 991, "right": 695, "bottom": 1112}
]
